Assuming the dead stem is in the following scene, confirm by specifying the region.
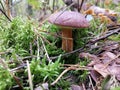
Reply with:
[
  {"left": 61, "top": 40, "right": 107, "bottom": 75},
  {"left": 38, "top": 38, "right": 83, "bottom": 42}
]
[
  {"left": 37, "top": 36, "right": 40, "bottom": 60},
  {"left": 27, "top": 60, "right": 33, "bottom": 90},
  {"left": 40, "top": 37, "right": 52, "bottom": 62},
  {"left": 51, "top": 67, "right": 75, "bottom": 86},
  {"left": 88, "top": 75, "right": 95, "bottom": 90},
  {"left": 82, "top": 83, "right": 86, "bottom": 90},
  {"left": 51, "top": 66, "right": 93, "bottom": 86},
  {"left": 89, "top": 28, "right": 120, "bottom": 43}
]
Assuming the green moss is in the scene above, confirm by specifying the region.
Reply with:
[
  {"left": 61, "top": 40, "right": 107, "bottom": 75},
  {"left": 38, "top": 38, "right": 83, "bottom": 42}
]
[
  {"left": 0, "top": 66, "right": 13, "bottom": 90},
  {"left": 73, "top": 28, "right": 89, "bottom": 49}
]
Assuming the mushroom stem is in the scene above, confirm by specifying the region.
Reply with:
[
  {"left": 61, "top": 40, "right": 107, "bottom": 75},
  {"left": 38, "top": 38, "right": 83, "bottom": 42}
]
[{"left": 62, "top": 28, "right": 73, "bottom": 52}]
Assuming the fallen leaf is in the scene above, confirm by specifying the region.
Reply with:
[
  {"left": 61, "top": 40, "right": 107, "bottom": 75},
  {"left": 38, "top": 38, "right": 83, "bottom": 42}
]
[
  {"left": 94, "top": 63, "right": 110, "bottom": 77},
  {"left": 71, "top": 84, "right": 83, "bottom": 90},
  {"left": 108, "top": 65, "right": 120, "bottom": 81},
  {"left": 99, "top": 52, "right": 116, "bottom": 64},
  {"left": 90, "top": 70, "right": 101, "bottom": 82},
  {"left": 79, "top": 52, "right": 99, "bottom": 61}
]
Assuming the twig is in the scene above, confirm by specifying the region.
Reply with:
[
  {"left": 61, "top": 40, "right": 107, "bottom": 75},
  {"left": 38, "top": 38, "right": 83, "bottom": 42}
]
[
  {"left": 88, "top": 75, "right": 95, "bottom": 90},
  {"left": 79, "top": 0, "right": 84, "bottom": 12},
  {"left": 89, "top": 28, "right": 120, "bottom": 44},
  {"left": 40, "top": 37, "right": 52, "bottom": 62},
  {"left": 21, "top": 55, "right": 43, "bottom": 60},
  {"left": 77, "top": 0, "right": 80, "bottom": 12},
  {"left": 0, "top": 8, "right": 11, "bottom": 21},
  {"left": 51, "top": 66, "right": 93, "bottom": 85},
  {"left": 51, "top": 66, "right": 75, "bottom": 85},
  {"left": 50, "top": 45, "right": 85, "bottom": 60},
  {"left": 54, "top": 2, "right": 75, "bottom": 23},
  {"left": 82, "top": 83, "right": 86, "bottom": 90},
  {"left": 27, "top": 60, "right": 33, "bottom": 90},
  {"left": 5, "top": 0, "right": 11, "bottom": 18},
  {"left": 50, "top": 27, "right": 120, "bottom": 60},
  {"left": 0, "top": 0, "right": 5, "bottom": 11},
  {"left": 64, "top": 64, "right": 80, "bottom": 67},
  {"left": 52, "top": 0, "right": 55, "bottom": 12},
  {"left": 34, "top": 29, "right": 52, "bottom": 45},
  {"left": 36, "top": 36, "right": 40, "bottom": 60},
  {"left": 10, "top": 64, "right": 26, "bottom": 72},
  {"left": 0, "top": 58, "right": 23, "bottom": 89}
]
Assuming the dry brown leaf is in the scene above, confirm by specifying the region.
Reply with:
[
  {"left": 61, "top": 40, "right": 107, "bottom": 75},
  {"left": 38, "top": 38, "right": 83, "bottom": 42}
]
[
  {"left": 79, "top": 52, "right": 99, "bottom": 61},
  {"left": 90, "top": 70, "right": 101, "bottom": 82},
  {"left": 71, "top": 84, "right": 83, "bottom": 90},
  {"left": 94, "top": 63, "right": 110, "bottom": 77},
  {"left": 108, "top": 65, "right": 120, "bottom": 81},
  {"left": 103, "top": 43, "right": 119, "bottom": 51},
  {"left": 99, "top": 52, "right": 116, "bottom": 64}
]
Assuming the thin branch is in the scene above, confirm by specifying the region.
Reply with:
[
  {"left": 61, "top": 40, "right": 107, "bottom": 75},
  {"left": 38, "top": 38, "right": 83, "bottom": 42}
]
[
  {"left": 52, "top": 0, "right": 55, "bottom": 12},
  {"left": 34, "top": 29, "right": 52, "bottom": 45},
  {"left": 0, "top": 0, "right": 5, "bottom": 11},
  {"left": 54, "top": 2, "right": 75, "bottom": 23},
  {"left": 50, "top": 45, "right": 85, "bottom": 60},
  {"left": 82, "top": 83, "right": 86, "bottom": 90},
  {"left": 89, "top": 28, "right": 120, "bottom": 44},
  {"left": 40, "top": 37, "right": 52, "bottom": 63},
  {"left": 79, "top": 0, "right": 84, "bottom": 12},
  {"left": 6, "top": 0, "right": 10, "bottom": 17},
  {"left": 0, "top": 58, "right": 23, "bottom": 89},
  {"left": 51, "top": 66, "right": 93, "bottom": 85},
  {"left": 51, "top": 67, "right": 74, "bottom": 85},
  {"left": 27, "top": 60, "right": 33, "bottom": 90},
  {"left": 77, "top": 0, "right": 80, "bottom": 11},
  {"left": 0, "top": 8, "right": 11, "bottom": 21},
  {"left": 37, "top": 35, "right": 40, "bottom": 60},
  {"left": 88, "top": 75, "right": 95, "bottom": 90},
  {"left": 51, "top": 27, "right": 120, "bottom": 60}
]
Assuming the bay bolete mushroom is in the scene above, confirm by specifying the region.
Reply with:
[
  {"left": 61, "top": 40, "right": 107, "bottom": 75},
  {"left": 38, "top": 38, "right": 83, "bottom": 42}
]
[{"left": 48, "top": 11, "right": 89, "bottom": 52}]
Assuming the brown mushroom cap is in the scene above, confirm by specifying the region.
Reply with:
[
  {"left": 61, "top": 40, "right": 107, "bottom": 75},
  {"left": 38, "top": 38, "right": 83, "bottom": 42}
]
[{"left": 48, "top": 11, "right": 89, "bottom": 28}]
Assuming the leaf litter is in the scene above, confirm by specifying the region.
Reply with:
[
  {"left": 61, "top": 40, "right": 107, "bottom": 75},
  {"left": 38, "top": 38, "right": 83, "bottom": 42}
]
[{"left": 79, "top": 41, "right": 120, "bottom": 89}]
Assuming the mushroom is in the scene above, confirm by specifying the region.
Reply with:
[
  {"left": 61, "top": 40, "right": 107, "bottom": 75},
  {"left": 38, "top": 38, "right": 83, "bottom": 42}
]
[{"left": 48, "top": 11, "right": 89, "bottom": 52}]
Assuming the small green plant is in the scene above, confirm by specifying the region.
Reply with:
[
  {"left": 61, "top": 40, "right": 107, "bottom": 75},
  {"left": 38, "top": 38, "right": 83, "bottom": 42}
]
[
  {"left": 46, "top": 43, "right": 63, "bottom": 56},
  {"left": 41, "top": 23, "right": 60, "bottom": 43},
  {"left": 109, "top": 34, "right": 120, "bottom": 41},
  {"left": 73, "top": 28, "right": 89, "bottom": 49},
  {"left": 71, "top": 69, "right": 88, "bottom": 83},
  {"left": 29, "top": 56, "right": 62, "bottom": 84},
  {"left": 2, "top": 17, "right": 35, "bottom": 56},
  {"left": 80, "top": 58, "right": 90, "bottom": 66},
  {"left": 70, "top": 58, "right": 89, "bottom": 83},
  {"left": 0, "top": 65, "right": 13, "bottom": 90},
  {"left": 40, "top": 23, "right": 64, "bottom": 56}
]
